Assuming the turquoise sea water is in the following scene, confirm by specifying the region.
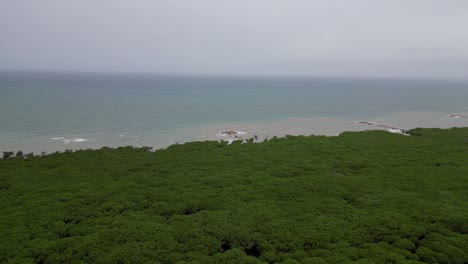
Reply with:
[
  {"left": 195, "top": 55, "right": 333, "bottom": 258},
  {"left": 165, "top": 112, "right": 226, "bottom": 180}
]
[{"left": 1, "top": 72, "right": 468, "bottom": 153}]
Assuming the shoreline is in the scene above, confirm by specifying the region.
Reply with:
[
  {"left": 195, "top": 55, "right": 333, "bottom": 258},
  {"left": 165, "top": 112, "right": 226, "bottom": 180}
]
[{"left": 1, "top": 110, "right": 468, "bottom": 155}]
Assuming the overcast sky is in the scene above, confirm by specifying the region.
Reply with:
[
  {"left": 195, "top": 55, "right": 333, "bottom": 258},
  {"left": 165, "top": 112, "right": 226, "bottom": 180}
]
[{"left": 1, "top": 0, "right": 468, "bottom": 79}]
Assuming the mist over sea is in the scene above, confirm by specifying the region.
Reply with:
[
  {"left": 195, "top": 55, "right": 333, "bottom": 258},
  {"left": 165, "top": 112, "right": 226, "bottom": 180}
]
[{"left": 1, "top": 72, "right": 468, "bottom": 153}]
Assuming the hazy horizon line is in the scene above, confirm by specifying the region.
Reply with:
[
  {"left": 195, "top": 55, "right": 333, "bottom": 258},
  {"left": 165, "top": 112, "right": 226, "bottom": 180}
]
[{"left": 1, "top": 69, "right": 468, "bottom": 82}]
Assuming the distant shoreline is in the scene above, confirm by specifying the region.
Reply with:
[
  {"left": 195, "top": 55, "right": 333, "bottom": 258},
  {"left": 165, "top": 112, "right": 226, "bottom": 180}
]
[
  {"left": 2, "top": 73, "right": 468, "bottom": 155},
  {"left": 2, "top": 111, "right": 467, "bottom": 157}
]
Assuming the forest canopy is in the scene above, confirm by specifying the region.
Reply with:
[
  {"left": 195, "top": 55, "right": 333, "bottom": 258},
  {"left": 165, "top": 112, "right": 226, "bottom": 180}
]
[{"left": 1, "top": 128, "right": 467, "bottom": 263}]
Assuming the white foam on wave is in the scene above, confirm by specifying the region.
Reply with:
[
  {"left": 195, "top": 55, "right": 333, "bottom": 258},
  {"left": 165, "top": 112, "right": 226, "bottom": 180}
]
[
  {"left": 447, "top": 114, "right": 468, "bottom": 119},
  {"left": 63, "top": 138, "right": 88, "bottom": 144},
  {"left": 117, "top": 134, "right": 139, "bottom": 139},
  {"left": 387, "top": 128, "right": 401, "bottom": 134},
  {"left": 218, "top": 131, "right": 247, "bottom": 137},
  {"left": 217, "top": 130, "right": 248, "bottom": 145},
  {"left": 387, "top": 128, "right": 410, "bottom": 136},
  {"left": 51, "top": 137, "right": 65, "bottom": 140}
]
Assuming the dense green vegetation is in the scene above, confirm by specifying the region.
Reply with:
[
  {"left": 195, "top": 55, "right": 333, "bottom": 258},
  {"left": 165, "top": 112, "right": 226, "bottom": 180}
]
[{"left": 1, "top": 128, "right": 467, "bottom": 264}]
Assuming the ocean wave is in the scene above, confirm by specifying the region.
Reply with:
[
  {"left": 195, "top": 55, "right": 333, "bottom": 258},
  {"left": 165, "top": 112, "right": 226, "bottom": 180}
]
[
  {"left": 448, "top": 114, "right": 467, "bottom": 119},
  {"left": 64, "top": 138, "right": 88, "bottom": 144},
  {"left": 117, "top": 135, "right": 139, "bottom": 139},
  {"left": 50, "top": 137, "right": 88, "bottom": 143},
  {"left": 356, "top": 121, "right": 408, "bottom": 135},
  {"left": 218, "top": 130, "right": 247, "bottom": 137},
  {"left": 387, "top": 128, "right": 402, "bottom": 134}
]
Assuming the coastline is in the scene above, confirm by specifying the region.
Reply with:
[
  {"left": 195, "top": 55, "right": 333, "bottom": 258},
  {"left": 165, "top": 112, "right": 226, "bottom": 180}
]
[{"left": 1, "top": 110, "right": 467, "bottom": 155}]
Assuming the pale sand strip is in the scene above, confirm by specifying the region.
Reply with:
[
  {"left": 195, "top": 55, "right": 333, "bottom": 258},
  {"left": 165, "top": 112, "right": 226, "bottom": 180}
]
[
  {"left": 185, "top": 111, "right": 468, "bottom": 144},
  {"left": 2, "top": 111, "right": 467, "bottom": 154}
]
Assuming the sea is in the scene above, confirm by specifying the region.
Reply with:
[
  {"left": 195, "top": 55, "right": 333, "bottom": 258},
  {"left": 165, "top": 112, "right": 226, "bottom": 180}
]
[{"left": 1, "top": 72, "right": 468, "bottom": 154}]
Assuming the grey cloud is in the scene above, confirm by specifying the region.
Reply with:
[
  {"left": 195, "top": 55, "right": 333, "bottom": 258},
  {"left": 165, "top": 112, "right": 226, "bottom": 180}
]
[{"left": 1, "top": 0, "right": 467, "bottom": 79}]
